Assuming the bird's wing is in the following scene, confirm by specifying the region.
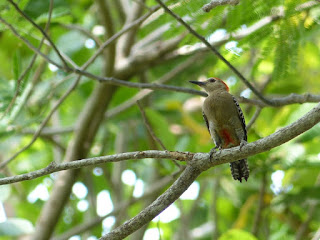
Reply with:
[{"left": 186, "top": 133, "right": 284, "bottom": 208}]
[
  {"left": 202, "top": 111, "right": 210, "bottom": 132},
  {"left": 232, "top": 96, "right": 247, "bottom": 141}
]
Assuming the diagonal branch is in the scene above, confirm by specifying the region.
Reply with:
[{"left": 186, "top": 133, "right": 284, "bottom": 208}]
[
  {"left": 100, "top": 165, "right": 202, "bottom": 240},
  {"left": 3, "top": 0, "right": 54, "bottom": 120},
  {"left": 0, "top": 16, "right": 64, "bottom": 69},
  {"left": 52, "top": 170, "right": 182, "bottom": 240},
  {"left": 1, "top": 103, "right": 319, "bottom": 186},
  {"left": 100, "top": 103, "right": 320, "bottom": 240},
  {"left": 0, "top": 75, "right": 82, "bottom": 169},
  {"left": 154, "top": 0, "right": 274, "bottom": 106},
  {"left": 0, "top": 102, "right": 319, "bottom": 239},
  {"left": 7, "top": 0, "right": 69, "bottom": 68},
  {"left": 137, "top": 101, "right": 167, "bottom": 150}
]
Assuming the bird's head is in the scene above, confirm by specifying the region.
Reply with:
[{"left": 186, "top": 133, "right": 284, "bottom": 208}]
[{"left": 189, "top": 77, "right": 229, "bottom": 94}]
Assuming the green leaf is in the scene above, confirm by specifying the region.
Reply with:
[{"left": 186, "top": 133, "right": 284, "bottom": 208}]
[
  {"left": 145, "top": 108, "right": 176, "bottom": 149},
  {"left": 218, "top": 229, "right": 258, "bottom": 240},
  {"left": 274, "top": 186, "right": 320, "bottom": 205},
  {"left": 13, "top": 51, "right": 21, "bottom": 82}
]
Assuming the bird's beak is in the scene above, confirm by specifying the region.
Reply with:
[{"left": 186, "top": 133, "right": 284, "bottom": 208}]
[{"left": 189, "top": 80, "right": 206, "bottom": 86}]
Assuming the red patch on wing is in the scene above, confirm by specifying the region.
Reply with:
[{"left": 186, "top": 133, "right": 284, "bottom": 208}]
[{"left": 220, "top": 129, "right": 235, "bottom": 148}]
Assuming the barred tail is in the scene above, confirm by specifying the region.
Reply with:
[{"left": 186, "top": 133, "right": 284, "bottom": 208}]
[{"left": 230, "top": 159, "right": 249, "bottom": 182}]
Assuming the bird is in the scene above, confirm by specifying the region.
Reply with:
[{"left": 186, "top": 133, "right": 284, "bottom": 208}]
[{"left": 190, "top": 77, "right": 249, "bottom": 182}]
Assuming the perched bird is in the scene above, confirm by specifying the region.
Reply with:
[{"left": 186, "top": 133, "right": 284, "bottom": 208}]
[{"left": 190, "top": 78, "right": 249, "bottom": 182}]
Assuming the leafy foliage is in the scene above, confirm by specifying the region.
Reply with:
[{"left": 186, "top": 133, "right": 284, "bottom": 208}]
[{"left": 0, "top": 0, "right": 320, "bottom": 239}]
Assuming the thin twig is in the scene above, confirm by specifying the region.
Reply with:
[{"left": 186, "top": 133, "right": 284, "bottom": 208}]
[
  {"left": 0, "top": 151, "right": 188, "bottom": 185},
  {"left": 7, "top": 0, "right": 69, "bottom": 68},
  {"left": 132, "top": 0, "right": 152, "bottom": 11},
  {"left": 0, "top": 5, "right": 161, "bottom": 168},
  {"left": 0, "top": 16, "right": 64, "bottom": 70},
  {"left": 106, "top": 52, "right": 204, "bottom": 118},
  {"left": 296, "top": 174, "right": 320, "bottom": 240},
  {"left": 238, "top": 93, "right": 320, "bottom": 107},
  {"left": 0, "top": 75, "right": 82, "bottom": 169},
  {"left": 247, "top": 107, "right": 262, "bottom": 130},
  {"left": 74, "top": 70, "right": 208, "bottom": 96},
  {"left": 81, "top": 5, "right": 160, "bottom": 70},
  {"left": 252, "top": 172, "right": 267, "bottom": 236},
  {"left": 60, "top": 23, "right": 103, "bottom": 46},
  {"left": 3, "top": 0, "right": 54, "bottom": 119},
  {"left": 137, "top": 101, "right": 183, "bottom": 168},
  {"left": 295, "top": 202, "right": 318, "bottom": 240},
  {"left": 137, "top": 101, "right": 167, "bottom": 150},
  {"left": 202, "top": 0, "right": 240, "bottom": 12},
  {"left": 21, "top": 127, "right": 74, "bottom": 136},
  {"left": 154, "top": 0, "right": 274, "bottom": 106}
]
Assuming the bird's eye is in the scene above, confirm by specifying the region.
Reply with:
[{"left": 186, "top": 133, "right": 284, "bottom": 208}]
[{"left": 209, "top": 78, "right": 216, "bottom": 83}]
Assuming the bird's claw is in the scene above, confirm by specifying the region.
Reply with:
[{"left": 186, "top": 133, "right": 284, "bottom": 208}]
[
  {"left": 209, "top": 146, "right": 221, "bottom": 161},
  {"left": 240, "top": 140, "right": 247, "bottom": 150}
]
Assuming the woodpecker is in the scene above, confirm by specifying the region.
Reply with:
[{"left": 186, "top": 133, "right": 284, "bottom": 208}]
[{"left": 190, "top": 78, "right": 249, "bottom": 182}]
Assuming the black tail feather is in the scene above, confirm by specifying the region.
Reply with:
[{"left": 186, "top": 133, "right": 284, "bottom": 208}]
[{"left": 230, "top": 159, "right": 249, "bottom": 182}]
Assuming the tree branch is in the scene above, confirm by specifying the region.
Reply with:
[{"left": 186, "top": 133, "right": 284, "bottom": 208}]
[
  {"left": 117, "top": 0, "right": 146, "bottom": 57},
  {"left": 202, "top": 0, "right": 240, "bottom": 12},
  {"left": 100, "top": 165, "right": 202, "bottom": 240},
  {"left": 238, "top": 93, "right": 320, "bottom": 107},
  {"left": 7, "top": 0, "right": 69, "bottom": 68},
  {"left": 0, "top": 103, "right": 318, "bottom": 239},
  {"left": 101, "top": 102, "right": 320, "bottom": 239},
  {"left": 137, "top": 101, "right": 167, "bottom": 150},
  {"left": 0, "top": 75, "right": 82, "bottom": 169},
  {"left": 3, "top": 0, "right": 54, "bottom": 120},
  {"left": 154, "top": 0, "right": 274, "bottom": 106},
  {"left": 105, "top": 52, "right": 204, "bottom": 118},
  {"left": 0, "top": 16, "right": 64, "bottom": 70},
  {"left": 1, "top": 103, "right": 319, "bottom": 185},
  {"left": 52, "top": 170, "right": 182, "bottom": 240}
]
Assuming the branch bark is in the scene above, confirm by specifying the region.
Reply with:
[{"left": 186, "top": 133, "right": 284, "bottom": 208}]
[
  {"left": 100, "top": 102, "right": 320, "bottom": 239},
  {"left": 154, "top": 0, "right": 274, "bottom": 106},
  {"left": 1, "top": 103, "right": 320, "bottom": 186},
  {"left": 202, "top": 0, "right": 240, "bottom": 12}
]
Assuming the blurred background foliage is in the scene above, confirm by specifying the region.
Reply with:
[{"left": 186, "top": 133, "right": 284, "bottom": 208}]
[{"left": 0, "top": 0, "right": 320, "bottom": 239}]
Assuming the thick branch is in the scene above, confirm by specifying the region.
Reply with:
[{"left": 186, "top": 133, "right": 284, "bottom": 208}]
[
  {"left": 100, "top": 103, "right": 320, "bottom": 240},
  {"left": 100, "top": 165, "right": 202, "bottom": 240},
  {"left": 52, "top": 170, "right": 181, "bottom": 240},
  {"left": 1, "top": 103, "right": 320, "bottom": 185},
  {"left": 118, "top": 0, "right": 146, "bottom": 57}
]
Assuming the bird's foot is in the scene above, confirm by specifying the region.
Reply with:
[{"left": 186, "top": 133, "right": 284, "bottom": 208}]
[
  {"left": 240, "top": 140, "right": 247, "bottom": 150},
  {"left": 209, "top": 146, "right": 221, "bottom": 161}
]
